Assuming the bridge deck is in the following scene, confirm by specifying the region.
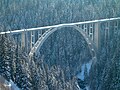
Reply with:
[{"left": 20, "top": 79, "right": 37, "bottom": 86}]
[{"left": 0, "top": 17, "right": 120, "bottom": 34}]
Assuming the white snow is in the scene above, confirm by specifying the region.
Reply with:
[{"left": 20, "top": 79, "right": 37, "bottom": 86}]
[
  {"left": 10, "top": 80, "right": 20, "bottom": 90},
  {"left": 77, "top": 60, "right": 92, "bottom": 80},
  {"left": 75, "top": 82, "right": 81, "bottom": 90},
  {"left": 77, "top": 64, "right": 85, "bottom": 80},
  {"left": 0, "top": 75, "right": 20, "bottom": 90},
  {"left": 86, "top": 60, "right": 92, "bottom": 75},
  {"left": 86, "top": 86, "right": 89, "bottom": 90},
  {"left": 76, "top": 60, "right": 92, "bottom": 90}
]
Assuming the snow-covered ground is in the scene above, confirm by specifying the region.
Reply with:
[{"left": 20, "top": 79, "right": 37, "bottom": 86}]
[
  {"left": 86, "top": 60, "right": 92, "bottom": 75},
  {"left": 77, "top": 60, "right": 92, "bottom": 80},
  {"left": 0, "top": 75, "right": 20, "bottom": 90},
  {"left": 10, "top": 80, "right": 20, "bottom": 90},
  {"left": 76, "top": 60, "right": 92, "bottom": 90},
  {"left": 4, "top": 80, "right": 20, "bottom": 90},
  {"left": 77, "top": 64, "right": 85, "bottom": 80}
]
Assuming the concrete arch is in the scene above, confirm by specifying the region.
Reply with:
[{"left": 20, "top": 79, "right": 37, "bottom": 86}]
[{"left": 29, "top": 25, "right": 97, "bottom": 61}]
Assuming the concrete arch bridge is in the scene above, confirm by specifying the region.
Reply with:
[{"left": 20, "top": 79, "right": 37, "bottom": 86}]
[{"left": 0, "top": 17, "right": 120, "bottom": 61}]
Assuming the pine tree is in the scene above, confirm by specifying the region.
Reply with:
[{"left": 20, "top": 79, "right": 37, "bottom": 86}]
[{"left": 0, "top": 34, "right": 12, "bottom": 81}]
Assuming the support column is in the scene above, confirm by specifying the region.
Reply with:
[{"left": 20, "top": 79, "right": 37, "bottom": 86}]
[
  {"left": 83, "top": 24, "right": 87, "bottom": 33},
  {"left": 94, "top": 22, "right": 100, "bottom": 50},
  {"left": 89, "top": 23, "right": 94, "bottom": 41},
  {"left": 25, "top": 29, "right": 28, "bottom": 53},
  {"left": 104, "top": 22, "right": 110, "bottom": 61},
  {"left": 21, "top": 32, "right": 25, "bottom": 50},
  {"left": 30, "top": 31, "right": 35, "bottom": 49},
  {"left": 38, "top": 30, "right": 42, "bottom": 39},
  {"left": 105, "top": 22, "right": 110, "bottom": 41},
  {"left": 14, "top": 34, "right": 20, "bottom": 47},
  {"left": 114, "top": 20, "right": 118, "bottom": 35}
]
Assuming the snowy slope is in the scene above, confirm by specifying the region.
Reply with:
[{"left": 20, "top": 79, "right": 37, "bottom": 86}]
[
  {"left": 77, "top": 60, "right": 92, "bottom": 80},
  {"left": 10, "top": 80, "right": 20, "bottom": 90},
  {"left": 76, "top": 60, "right": 92, "bottom": 90},
  {"left": 0, "top": 75, "right": 20, "bottom": 90}
]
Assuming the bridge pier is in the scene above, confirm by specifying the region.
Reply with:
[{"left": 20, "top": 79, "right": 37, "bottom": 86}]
[
  {"left": 83, "top": 24, "right": 87, "bottom": 33},
  {"left": 104, "top": 22, "right": 110, "bottom": 43},
  {"left": 94, "top": 22, "right": 100, "bottom": 51},
  {"left": 38, "top": 30, "right": 42, "bottom": 39},
  {"left": 25, "top": 30, "right": 29, "bottom": 53},
  {"left": 30, "top": 31, "right": 35, "bottom": 49},
  {"left": 114, "top": 20, "right": 118, "bottom": 34},
  {"left": 21, "top": 32, "right": 25, "bottom": 50},
  {"left": 21, "top": 30, "right": 29, "bottom": 52},
  {"left": 89, "top": 23, "right": 94, "bottom": 41}
]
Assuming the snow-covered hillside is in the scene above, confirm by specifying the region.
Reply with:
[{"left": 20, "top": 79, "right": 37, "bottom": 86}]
[
  {"left": 0, "top": 75, "right": 20, "bottom": 90},
  {"left": 77, "top": 60, "right": 92, "bottom": 90}
]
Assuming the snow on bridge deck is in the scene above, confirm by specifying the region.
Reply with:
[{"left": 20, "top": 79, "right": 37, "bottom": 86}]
[{"left": 0, "top": 17, "right": 120, "bottom": 35}]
